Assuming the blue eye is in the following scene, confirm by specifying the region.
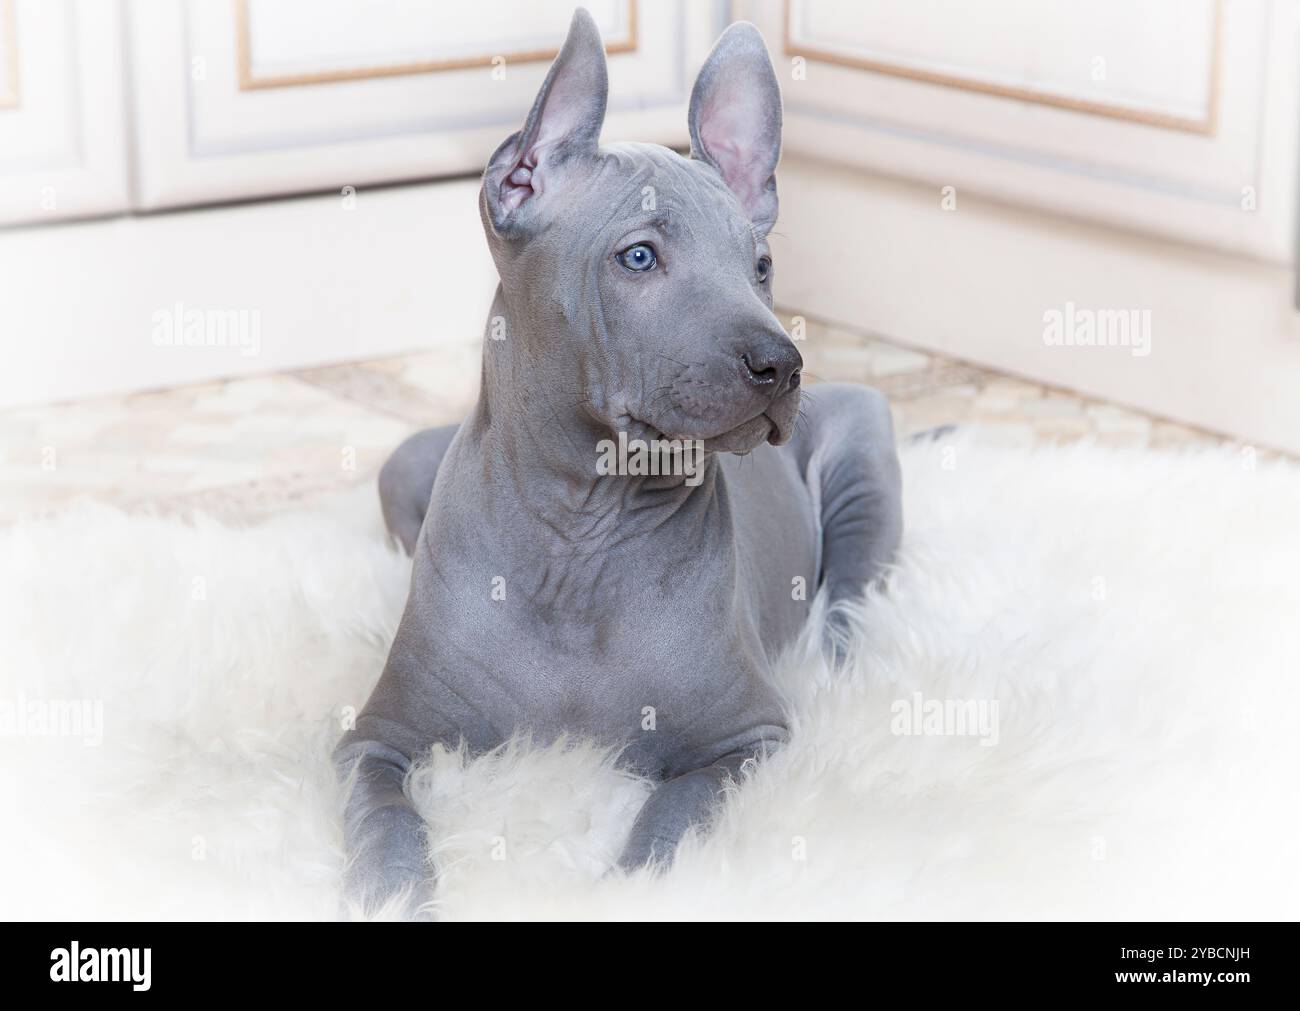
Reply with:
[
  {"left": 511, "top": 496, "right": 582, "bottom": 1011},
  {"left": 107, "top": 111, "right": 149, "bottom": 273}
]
[
  {"left": 617, "top": 243, "right": 657, "bottom": 272},
  {"left": 756, "top": 255, "right": 772, "bottom": 283}
]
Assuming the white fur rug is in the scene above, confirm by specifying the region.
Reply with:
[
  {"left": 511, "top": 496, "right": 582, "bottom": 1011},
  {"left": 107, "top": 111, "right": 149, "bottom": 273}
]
[{"left": 2, "top": 434, "right": 1297, "bottom": 920}]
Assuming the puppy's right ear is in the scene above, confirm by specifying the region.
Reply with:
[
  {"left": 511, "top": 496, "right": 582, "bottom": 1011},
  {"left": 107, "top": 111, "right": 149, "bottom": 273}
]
[{"left": 482, "top": 8, "right": 608, "bottom": 237}]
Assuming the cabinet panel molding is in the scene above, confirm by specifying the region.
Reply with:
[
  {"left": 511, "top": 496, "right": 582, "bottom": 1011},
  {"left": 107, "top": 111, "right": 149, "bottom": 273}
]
[
  {"left": 129, "top": 0, "right": 720, "bottom": 211},
  {"left": 235, "top": 0, "right": 637, "bottom": 90},
  {"left": 744, "top": 0, "right": 1295, "bottom": 260},
  {"left": 0, "top": 0, "right": 129, "bottom": 226},
  {"left": 0, "top": 0, "right": 18, "bottom": 108},
  {"left": 785, "top": 0, "right": 1220, "bottom": 134}
]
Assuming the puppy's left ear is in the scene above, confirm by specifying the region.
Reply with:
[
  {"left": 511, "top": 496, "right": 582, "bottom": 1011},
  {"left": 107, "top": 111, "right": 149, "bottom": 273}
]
[{"left": 688, "top": 22, "right": 782, "bottom": 236}]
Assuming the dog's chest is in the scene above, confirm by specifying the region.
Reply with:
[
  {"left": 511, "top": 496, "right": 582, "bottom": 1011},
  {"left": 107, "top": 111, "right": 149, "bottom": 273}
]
[
  {"left": 415, "top": 444, "right": 818, "bottom": 762},
  {"left": 423, "top": 560, "right": 767, "bottom": 763}
]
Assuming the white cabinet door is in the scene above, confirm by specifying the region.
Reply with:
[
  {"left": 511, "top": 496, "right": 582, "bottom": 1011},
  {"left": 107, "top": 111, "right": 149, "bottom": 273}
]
[
  {"left": 0, "top": 0, "right": 130, "bottom": 226},
  {"left": 127, "top": 0, "right": 722, "bottom": 211},
  {"left": 741, "top": 0, "right": 1297, "bottom": 261}
]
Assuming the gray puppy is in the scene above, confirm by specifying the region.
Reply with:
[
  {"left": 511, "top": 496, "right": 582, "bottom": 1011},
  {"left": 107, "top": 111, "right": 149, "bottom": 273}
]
[{"left": 336, "top": 9, "right": 902, "bottom": 917}]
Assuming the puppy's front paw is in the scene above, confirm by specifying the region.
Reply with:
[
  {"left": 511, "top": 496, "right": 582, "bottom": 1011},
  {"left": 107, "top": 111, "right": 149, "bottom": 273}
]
[{"left": 340, "top": 803, "right": 438, "bottom": 921}]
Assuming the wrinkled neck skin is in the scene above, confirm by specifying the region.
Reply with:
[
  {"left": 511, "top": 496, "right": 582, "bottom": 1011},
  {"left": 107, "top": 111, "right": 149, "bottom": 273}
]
[{"left": 465, "top": 286, "right": 728, "bottom": 558}]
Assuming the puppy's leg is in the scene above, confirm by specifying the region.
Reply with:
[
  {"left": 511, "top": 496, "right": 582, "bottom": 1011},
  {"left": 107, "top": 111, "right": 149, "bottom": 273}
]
[
  {"left": 378, "top": 424, "right": 460, "bottom": 554},
  {"left": 616, "top": 740, "right": 778, "bottom": 871},
  {"left": 795, "top": 383, "right": 903, "bottom": 648},
  {"left": 336, "top": 739, "right": 436, "bottom": 919}
]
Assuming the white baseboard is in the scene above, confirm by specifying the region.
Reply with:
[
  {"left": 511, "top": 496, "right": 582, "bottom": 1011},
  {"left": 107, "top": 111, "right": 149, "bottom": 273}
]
[
  {"left": 770, "top": 156, "right": 1300, "bottom": 455},
  {"left": 0, "top": 179, "right": 498, "bottom": 408}
]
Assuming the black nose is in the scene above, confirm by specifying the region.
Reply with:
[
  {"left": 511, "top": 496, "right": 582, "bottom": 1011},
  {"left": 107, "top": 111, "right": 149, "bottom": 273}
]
[{"left": 742, "top": 341, "right": 803, "bottom": 394}]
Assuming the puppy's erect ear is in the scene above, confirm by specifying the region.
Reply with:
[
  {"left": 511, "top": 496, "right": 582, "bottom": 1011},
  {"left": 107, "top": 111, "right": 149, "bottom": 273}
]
[
  {"left": 688, "top": 22, "right": 783, "bottom": 236},
  {"left": 483, "top": 8, "right": 608, "bottom": 236}
]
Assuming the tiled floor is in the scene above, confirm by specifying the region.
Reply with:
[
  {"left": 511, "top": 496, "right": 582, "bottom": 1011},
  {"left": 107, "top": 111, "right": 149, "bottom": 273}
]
[{"left": 0, "top": 310, "right": 1237, "bottom": 524}]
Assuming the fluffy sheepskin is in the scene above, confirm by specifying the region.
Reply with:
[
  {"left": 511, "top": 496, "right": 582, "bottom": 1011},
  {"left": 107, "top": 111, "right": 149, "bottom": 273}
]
[{"left": 1, "top": 434, "right": 1297, "bottom": 920}]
